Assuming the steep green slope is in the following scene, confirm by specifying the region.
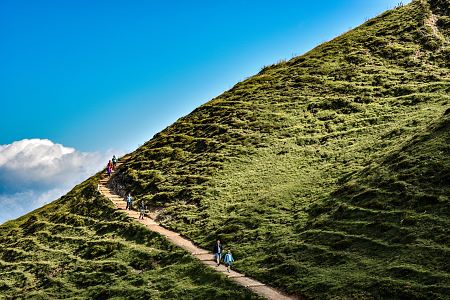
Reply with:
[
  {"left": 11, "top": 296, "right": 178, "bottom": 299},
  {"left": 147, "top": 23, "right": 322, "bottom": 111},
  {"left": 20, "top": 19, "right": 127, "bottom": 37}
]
[
  {"left": 300, "top": 112, "right": 450, "bottom": 298},
  {"left": 107, "top": 0, "right": 450, "bottom": 298},
  {"left": 1, "top": 0, "right": 449, "bottom": 299},
  {"left": 0, "top": 177, "right": 259, "bottom": 299}
]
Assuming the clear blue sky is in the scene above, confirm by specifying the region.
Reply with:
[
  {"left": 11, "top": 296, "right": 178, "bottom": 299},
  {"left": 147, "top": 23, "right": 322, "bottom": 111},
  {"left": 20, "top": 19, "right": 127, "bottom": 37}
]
[{"left": 1, "top": 0, "right": 410, "bottom": 153}]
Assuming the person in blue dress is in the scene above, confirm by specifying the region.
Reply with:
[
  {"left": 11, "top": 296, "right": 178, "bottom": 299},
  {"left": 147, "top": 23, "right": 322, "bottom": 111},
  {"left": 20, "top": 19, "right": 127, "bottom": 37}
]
[{"left": 223, "top": 250, "right": 234, "bottom": 272}]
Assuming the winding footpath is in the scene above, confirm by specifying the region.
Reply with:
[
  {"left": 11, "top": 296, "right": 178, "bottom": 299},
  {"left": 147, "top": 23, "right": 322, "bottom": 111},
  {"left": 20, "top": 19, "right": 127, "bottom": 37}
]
[{"left": 98, "top": 161, "right": 298, "bottom": 300}]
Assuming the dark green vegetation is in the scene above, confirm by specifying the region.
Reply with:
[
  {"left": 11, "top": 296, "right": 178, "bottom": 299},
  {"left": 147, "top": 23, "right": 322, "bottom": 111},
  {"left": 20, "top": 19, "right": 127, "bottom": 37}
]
[
  {"left": 0, "top": 177, "right": 259, "bottom": 299},
  {"left": 1, "top": 0, "right": 449, "bottom": 299},
  {"left": 109, "top": 0, "right": 450, "bottom": 298}
]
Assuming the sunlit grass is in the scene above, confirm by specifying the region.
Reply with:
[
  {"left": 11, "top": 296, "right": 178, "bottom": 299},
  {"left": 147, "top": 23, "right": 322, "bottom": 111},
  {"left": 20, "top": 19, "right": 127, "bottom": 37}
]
[{"left": 1, "top": 0, "right": 449, "bottom": 298}]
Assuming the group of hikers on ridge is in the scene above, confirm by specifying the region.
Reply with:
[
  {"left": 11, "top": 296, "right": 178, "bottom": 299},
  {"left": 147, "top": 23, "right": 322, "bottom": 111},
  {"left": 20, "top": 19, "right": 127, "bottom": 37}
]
[
  {"left": 105, "top": 156, "right": 147, "bottom": 219},
  {"left": 213, "top": 240, "right": 234, "bottom": 272},
  {"left": 106, "top": 155, "right": 117, "bottom": 177},
  {"left": 124, "top": 192, "right": 146, "bottom": 220},
  {"left": 124, "top": 193, "right": 146, "bottom": 220},
  {"left": 105, "top": 158, "right": 235, "bottom": 270}
]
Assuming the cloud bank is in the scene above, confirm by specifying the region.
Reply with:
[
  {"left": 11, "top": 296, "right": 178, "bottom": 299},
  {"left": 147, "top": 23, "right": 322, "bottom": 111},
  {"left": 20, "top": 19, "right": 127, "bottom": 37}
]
[{"left": 0, "top": 139, "right": 116, "bottom": 224}]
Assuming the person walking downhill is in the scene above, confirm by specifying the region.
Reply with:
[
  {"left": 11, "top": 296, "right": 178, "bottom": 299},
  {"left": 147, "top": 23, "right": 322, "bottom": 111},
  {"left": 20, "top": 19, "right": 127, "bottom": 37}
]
[
  {"left": 223, "top": 250, "right": 235, "bottom": 273},
  {"left": 126, "top": 193, "right": 133, "bottom": 210},
  {"left": 213, "top": 240, "right": 223, "bottom": 266},
  {"left": 139, "top": 201, "right": 146, "bottom": 220},
  {"left": 112, "top": 155, "right": 117, "bottom": 170}
]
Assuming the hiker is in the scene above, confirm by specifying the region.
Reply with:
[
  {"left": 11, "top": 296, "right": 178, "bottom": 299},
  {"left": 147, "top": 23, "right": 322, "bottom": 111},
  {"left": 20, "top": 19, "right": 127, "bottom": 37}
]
[
  {"left": 112, "top": 155, "right": 117, "bottom": 170},
  {"left": 106, "top": 160, "right": 113, "bottom": 177},
  {"left": 139, "top": 201, "right": 146, "bottom": 219},
  {"left": 223, "top": 250, "right": 234, "bottom": 273},
  {"left": 213, "top": 240, "right": 222, "bottom": 266},
  {"left": 126, "top": 193, "right": 133, "bottom": 210}
]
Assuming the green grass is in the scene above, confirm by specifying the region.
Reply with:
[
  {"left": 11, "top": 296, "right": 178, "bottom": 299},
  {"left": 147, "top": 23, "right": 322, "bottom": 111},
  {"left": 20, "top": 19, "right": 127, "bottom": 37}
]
[
  {"left": 108, "top": 1, "right": 450, "bottom": 298},
  {"left": 1, "top": 0, "right": 450, "bottom": 299},
  {"left": 0, "top": 177, "right": 260, "bottom": 299}
]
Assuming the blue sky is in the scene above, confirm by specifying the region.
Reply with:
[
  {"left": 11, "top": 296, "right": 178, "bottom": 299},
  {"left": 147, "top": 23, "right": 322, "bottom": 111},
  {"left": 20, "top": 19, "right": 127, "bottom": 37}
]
[
  {"left": 0, "top": 0, "right": 410, "bottom": 223},
  {"left": 1, "top": 0, "right": 410, "bottom": 152}
]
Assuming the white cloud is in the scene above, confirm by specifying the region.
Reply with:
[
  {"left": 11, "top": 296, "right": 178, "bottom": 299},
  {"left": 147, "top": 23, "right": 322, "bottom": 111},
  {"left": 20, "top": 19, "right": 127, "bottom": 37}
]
[{"left": 0, "top": 139, "right": 119, "bottom": 224}]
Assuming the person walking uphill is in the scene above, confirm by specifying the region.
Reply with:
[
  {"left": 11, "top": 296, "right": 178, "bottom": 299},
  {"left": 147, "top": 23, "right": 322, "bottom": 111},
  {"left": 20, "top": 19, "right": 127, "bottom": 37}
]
[
  {"left": 106, "top": 160, "right": 113, "bottom": 177},
  {"left": 213, "top": 240, "right": 223, "bottom": 266},
  {"left": 223, "top": 250, "right": 234, "bottom": 273},
  {"left": 112, "top": 155, "right": 117, "bottom": 170},
  {"left": 126, "top": 193, "right": 133, "bottom": 210},
  {"left": 139, "top": 201, "right": 146, "bottom": 220}
]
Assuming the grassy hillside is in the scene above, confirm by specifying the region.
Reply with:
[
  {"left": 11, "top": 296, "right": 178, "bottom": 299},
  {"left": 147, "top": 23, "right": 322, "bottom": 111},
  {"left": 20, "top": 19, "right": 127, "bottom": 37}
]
[
  {"left": 107, "top": 0, "right": 450, "bottom": 298},
  {"left": 1, "top": 0, "right": 449, "bottom": 299},
  {"left": 0, "top": 177, "right": 259, "bottom": 299}
]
